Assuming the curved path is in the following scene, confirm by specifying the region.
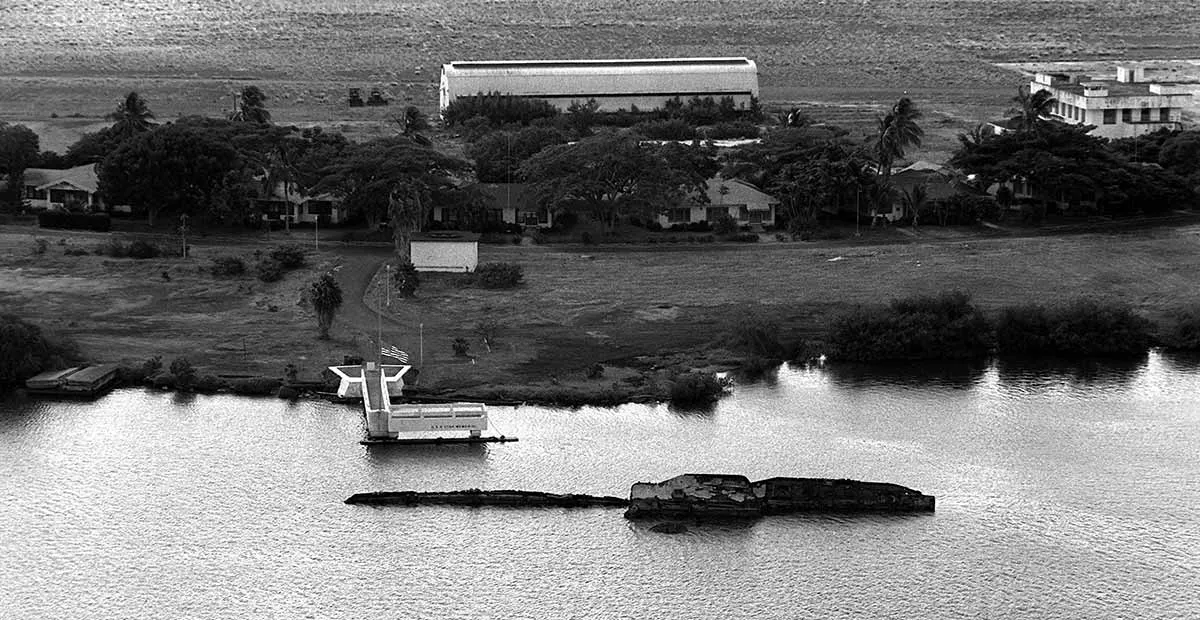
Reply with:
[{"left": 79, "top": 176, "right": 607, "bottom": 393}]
[{"left": 329, "top": 245, "right": 412, "bottom": 362}]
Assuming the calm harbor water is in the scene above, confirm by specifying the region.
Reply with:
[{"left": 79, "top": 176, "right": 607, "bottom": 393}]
[{"left": 3, "top": 354, "right": 1199, "bottom": 619}]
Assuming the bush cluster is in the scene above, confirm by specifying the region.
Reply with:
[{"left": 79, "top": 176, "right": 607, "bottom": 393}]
[
  {"left": 1161, "top": 310, "right": 1200, "bottom": 351},
  {"left": 995, "top": 299, "right": 1152, "bottom": 357},
  {"left": 669, "top": 372, "right": 733, "bottom": 405},
  {"left": 444, "top": 92, "right": 559, "bottom": 127},
  {"left": 826, "top": 291, "right": 993, "bottom": 362},
  {"left": 268, "top": 245, "right": 306, "bottom": 269},
  {"left": 211, "top": 255, "right": 246, "bottom": 277},
  {"left": 0, "top": 314, "right": 82, "bottom": 392},
  {"left": 37, "top": 212, "right": 111, "bottom": 232},
  {"left": 256, "top": 258, "right": 283, "bottom": 282},
  {"left": 826, "top": 292, "right": 1158, "bottom": 362},
  {"left": 93, "top": 238, "right": 163, "bottom": 259},
  {"left": 475, "top": 262, "right": 524, "bottom": 289}
]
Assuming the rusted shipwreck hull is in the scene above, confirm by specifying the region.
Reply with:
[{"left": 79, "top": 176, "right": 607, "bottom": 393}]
[{"left": 624, "top": 474, "right": 935, "bottom": 519}]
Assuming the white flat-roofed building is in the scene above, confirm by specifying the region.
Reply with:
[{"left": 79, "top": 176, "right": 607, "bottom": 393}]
[
  {"left": 1031, "top": 64, "right": 1194, "bottom": 139},
  {"left": 439, "top": 57, "right": 759, "bottom": 114}
]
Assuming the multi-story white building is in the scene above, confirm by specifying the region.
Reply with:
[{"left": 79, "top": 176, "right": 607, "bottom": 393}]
[{"left": 1031, "top": 65, "right": 1193, "bottom": 139}]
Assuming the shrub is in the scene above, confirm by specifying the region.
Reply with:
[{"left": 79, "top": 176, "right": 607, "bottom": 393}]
[
  {"left": 1161, "top": 310, "right": 1200, "bottom": 351},
  {"left": 37, "top": 211, "right": 111, "bottom": 232},
  {"left": 0, "top": 314, "right": 82, "bottom": 392},
  {"left": 633, "top": 119, "right": 695, "bottom": 140},
  {"left": 30, "top": 237, "right": 48, "bottom": 255},
  {"left": 728, "top": 233, "right": 759, "bottom": 242},
  {"left": 169, "top": 357, "right": 196, "bottom": 388},
  {"left": 211, "top": 255, "right": 246, "bottom": 277},
  {"left": 669, "top": 372, "right": 733, "bottom": 405},
  {"left": 126, "top": 239, "right": 160, "bottom": 259},
  {"left": 699, "top": 121, "right": 761, "bottom": 140},
  {"left": 712, "top": 214, "right": 738, "bottom": 235},
  {"left": 476, "top": 262, "right": 524, "bottom": 289},
  {"left": 150, "top": 372, "right": 177, "bottom": 389},
  {"left": 142, "top": 355, "right": 163, "bottom": 376},
  {"left": 256, "top": 258, "right": 284, "bottom": 282},
  {"left": 94, "top": 238, "right": 129, "bottom": 258},
  {"left": 452, "top": 337, "right": 471, "bottom": 357},
  {"left": 269, "top": 244, "right": 306, "bottom": 269},
  {"left": 729, "top": 312, "right": 786, "bottom": 358},
  {"left": 226, "top": 377, "right": 281, "bottom": 395},
  {"left": 586, "top": 363, "right": 605, "bottom": 379},
  {"left": 193, "top": 374, "right": 226, "bottom": 393},
  {"left": 995, "top": 298, "right": 1152, "bottom": 357},
  {"left": 443, "top": 91, "right": 559, "bottom": 127},
  {"left": 580, "top": 231, "right": 594, "bottom": 245},
  {"left": 826, "top": 291, "right": 993, "bottom": 361},
  {"left": 64, "top": 246, "right": 89, "bottom": 256},
  {"left": 392, "top": 261, "right": 420, "bottom": 297}
]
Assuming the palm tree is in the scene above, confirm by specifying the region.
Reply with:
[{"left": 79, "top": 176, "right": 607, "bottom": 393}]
[
  {"left": 902, "top": 185, "right": 928, "bottom": 228},
  {"left": 873, "top": 97, "right": 923, "bottom": 216},
  {"left": 1010, "top": 85, "right": 1057, "bottom": 132},
  {"left": 108, "top": 92, "right": 156, "bottom": 139},
  {"left": 231, "top": 86, "right": 271, "bottom": 124},
  {"left": 309, "top": 272, "right": 343, "bottom": 339}
]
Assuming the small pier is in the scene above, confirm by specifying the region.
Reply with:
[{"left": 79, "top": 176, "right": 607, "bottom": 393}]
[{"left": 328, "top": 362, "right": 516, "bottom": 444}]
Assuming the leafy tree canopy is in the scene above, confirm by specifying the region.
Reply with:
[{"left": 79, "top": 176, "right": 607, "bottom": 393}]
[{"left": 519, "top": 130, "right": 718, "bottom": 231}]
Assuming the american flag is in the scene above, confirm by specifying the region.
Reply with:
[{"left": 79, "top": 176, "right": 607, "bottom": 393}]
[{"left": 381, "top": 346, "right": 409, "bottom": 363}]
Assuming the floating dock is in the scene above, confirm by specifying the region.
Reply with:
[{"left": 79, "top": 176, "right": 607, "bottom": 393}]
[{"left": 24, "top": 364, "right": 120, "bottom": 398}]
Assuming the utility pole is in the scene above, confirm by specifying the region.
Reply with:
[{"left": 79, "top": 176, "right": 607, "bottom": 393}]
[{"left": 180, "top": 213, "right": 189, "bottom": 258}]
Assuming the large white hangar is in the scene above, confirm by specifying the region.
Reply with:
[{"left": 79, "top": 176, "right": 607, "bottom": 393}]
[{"left": 438, "top": 57, "right": 759, "bottom": 114}]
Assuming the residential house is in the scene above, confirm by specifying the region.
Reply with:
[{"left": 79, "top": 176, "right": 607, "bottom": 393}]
[
  {"left": 21, "top": 165, "right": 103, "bottom": 211},
  {"left": 255, "top": 181, "right": 347, "bottom": 226},
  {"left": 884, "top": 161, "right": 966, "bottom": 222},
  {"left": 658, "top": 175, "right": 778, "bottom": 229},
  {"left": 431, "top": 183, "right": 554, "bottom": 229}
]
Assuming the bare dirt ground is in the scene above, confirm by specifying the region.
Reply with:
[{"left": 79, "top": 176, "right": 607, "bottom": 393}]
[
  {"left": 5, "top": 220, "right": 1199, "bottom": 396},
  {"left": 3, "top": 0, "right": 1198, "bottom": 154}
]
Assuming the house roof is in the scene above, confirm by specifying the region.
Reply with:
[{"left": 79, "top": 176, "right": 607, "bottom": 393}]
[
  {"left": 476, "top": 183, "right": 535, "bottom": 209},
  {"left": 690, "top": 176, "right": 779, "bottom": 209},
  {"left": 23, "top": 165, "right": 99, "bottom": 193},
  {"left": 412, "top": 231, "right": 481, "bottom": 243}
]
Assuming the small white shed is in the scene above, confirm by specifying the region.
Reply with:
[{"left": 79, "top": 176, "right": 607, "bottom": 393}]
[{"left": 410, "top": 232, "right": 480, "bottom": 273}]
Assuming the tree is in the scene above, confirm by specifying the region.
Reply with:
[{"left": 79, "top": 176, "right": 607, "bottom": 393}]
[
  {"left": 0, "top": 123, "right": 40, "bottom": 207},
  {"left": 902, "top": 185, "right": 928, "bottom": 227},
  {"left": 950, "top": 121, "right": 1196, "bottom": 216},
  {"left": 566, "top": 98, "right": 600, "bottom": 136},
  {"left": 873, "top": 97, "right": 924, "bottom": 191},
  {"left": 231, "top": 86, "right": 271, "bottom": 125},
  {"left": 0, "top": 314, "right": 80, "bottom": 393},
  {"left": 108, "top": 91, "right": 157, "bottom": 140},
  {"left": 520, "top": 131, "right": 718, "bottom": 233},
  {"left": 98, "top": 122, "right": 243, "bottom": 226},
  {"left": 394, "top": 106, "right": 431, "bottom": 145},
  {"left": 312, "top": 137, "right": 468, "bottom": 259},
  {"left": 1010, "top": 85, "right": 1058, "bottom": 133},
  {"left": 309, "top": 272, "right": 343, "bottom": 339},
  {"left": 467, "top": 126, "right": 570, "bottom": 183}
]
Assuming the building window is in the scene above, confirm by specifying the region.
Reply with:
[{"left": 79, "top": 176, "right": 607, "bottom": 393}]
[
  {"left": 306, "top": 201, "right": 332, "bottom": 216},
  {"left": 1140, "top": 108, "right": 1151, "bottom": 122},
  {"left": 24, "top": 186, "right": 47, "bottom": 200},
  {"left": 668, "top": 208, "right": 691, "bottom": 223},
  {"left": 1103, "top": 109, "right": 1116, "bottom": 124},
  {"left": 1160, "top": 107, "right": 1170, "bottom": 122},
  {"left": 1122, "top": 109, "right": 1132, "bottom": 123},
  {"left": 705, "top": 207, "right": 726, "bottom": 222},
  {"left": 737, "top": 206, "right": 749, "bottom": 222}
]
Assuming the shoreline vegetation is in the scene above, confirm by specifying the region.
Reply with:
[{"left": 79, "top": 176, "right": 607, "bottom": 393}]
[{"left": 4, "top": 227, "right": 1200, "bottom": 406}]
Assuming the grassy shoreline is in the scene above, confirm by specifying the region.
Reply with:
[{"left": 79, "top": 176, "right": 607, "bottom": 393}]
[{"left": 3, "top": 219, "right": 1200, "bottom": 404}]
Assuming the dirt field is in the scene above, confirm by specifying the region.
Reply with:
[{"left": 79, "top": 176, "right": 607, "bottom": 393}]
[
  {"left": 3, "top": 0, "right": 1199, "bottom": 154},
  {"left": 4, "top": 220, "right": 1199, "bottom": 397}
]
